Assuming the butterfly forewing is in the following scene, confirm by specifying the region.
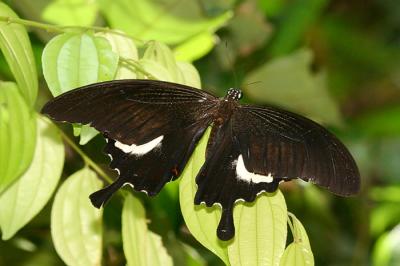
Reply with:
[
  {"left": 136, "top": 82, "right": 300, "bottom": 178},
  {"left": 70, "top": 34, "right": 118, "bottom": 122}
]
[{"left": 42, "top": 80, "right": 218, "bottom": 207}]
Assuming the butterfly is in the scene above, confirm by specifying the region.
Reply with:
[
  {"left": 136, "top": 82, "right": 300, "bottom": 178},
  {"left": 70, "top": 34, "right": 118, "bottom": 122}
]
[{"left": 42, "top": 79, "right": 360, "bottom": 240}]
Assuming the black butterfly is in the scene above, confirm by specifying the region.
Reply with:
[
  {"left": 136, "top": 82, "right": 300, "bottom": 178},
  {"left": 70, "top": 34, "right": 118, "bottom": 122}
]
[{"left": 42, "top": 79, "right": 360, "bottom": 240}]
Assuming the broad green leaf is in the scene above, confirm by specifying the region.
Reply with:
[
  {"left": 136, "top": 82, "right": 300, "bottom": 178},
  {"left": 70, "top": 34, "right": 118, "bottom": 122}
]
[
  {"left": 42, "top": 32, "right": 119, "bottom": 144},
  {"left": 0, "top": 116, "right": 64, "bottom": 240},
  {"left": 143, "top": 41, "right": 181, "bottom": 81},
  {"left": 97, "top": 32, "right": 138, "bottom": 79},
  {"left": 0, "top": 82, "right": 36, "bottom": 194},
  {"left": 243, "top": 49, "right": 342, "bottom": 125},
  {"left": 280, "top": 213, "right": 314, "bottom": 266},
  {"left": 176, "top": 62, "right": 201, "bottom": 88},
  {"left": 42, "top": 0, "right": 98, "bottom": 26},
  {"left": 138, "top": 58, "right": 173, "bottom": 82},
  {"left": 139, "top": 41, "right": 201, "bottom": 87},
  {"left": 174, "top": 33, "right": 215, "bottom": 62},
  {"left": 179, "top": 128, "right": 230, "bottom": 265},
  {"left": 227, "top": 191, "right": 288, "bottom": 266},
  {"left": 122, "top": 194, "right": 173, "bottom": 266},
  {"left": 99, "top": 0, "right": 232, "bottom": 45},
  {"left": 0, "top": 3, "right": 38, "bottom": 107},
  {"left": 51, "top": 168, "right": 103, "bottom": 266},
  {"left": 42, "top": 33, "right": 119, "bottom": 95},
  {"left": 372, "top": 224, "right": 400, "bottom": 266}
]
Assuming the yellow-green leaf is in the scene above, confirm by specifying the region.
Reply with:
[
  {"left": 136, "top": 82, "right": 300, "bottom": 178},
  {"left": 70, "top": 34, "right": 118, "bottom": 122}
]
[
  {"left": 122, "top": 194, "right": 173, "bottom": 266},
  {"left": 179, "top": 128, "right": 230, "bottom": 265},
  {"left": 372, "top": 225, "right": 400, "bottom": 266},
  {"left": 99, "top": 0, "right": 232, "bottom": 45},
  {"left": 280, "top": 213, "right": 314, "bottom": 266},
  {"left": 143, "top": 41, "right": 180, "bottom": 81},
  {"left": 51, "top": 168, "right": 103, "bottom": 266},
  {"left": 0, "top": 3, "right": 38, "bottom": 107},
  {"left": 42, "top": 32, "right": 119, "bottom": 144},
  {"left": 0, "top": 82, "right": 36, "bottom": 194},
  {"left": 138, "top": 58, "right": 173, "bottom": 82},
  {"left": 42, "top": 33, "right": 119, "bottom": 96},
  {"left": 227, "top": 191, "right": 288, "bottom": 266},
  {"left": 97, "top": 31, "right": 138, "bottom": 79},
  {"left": 0, "top": 116, "right": 64, "bottom": 240},
  {"left": 174, "top": 33, "right": 215, "bottom": 62},
  {"left": 176, "top": 62, "right": 201, "bottom": 88},
  {"left": 42, "top": 0, "right": 98, "bottom": 26}
]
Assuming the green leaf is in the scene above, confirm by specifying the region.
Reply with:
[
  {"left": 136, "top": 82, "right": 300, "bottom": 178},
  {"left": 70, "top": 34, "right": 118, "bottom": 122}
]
[
  {"left": 174, "top": 33, "right": 215, "bottom": 62},
  {"left": 176, "top": 62, "right": 201, "bottom": 88},
  {"left": 350, "top": 106, "right": 400, "bottom": 137},
  {"left": 139, "top": 41, "right": 201, "bottom": 88},
  {"left": 280, "top": 213, "right": 314, "bottom": 266},
  {"left": 0, "top": 82, "right": 36, "bottom": 194},
  {"left": 51, "top": 168, "right": 103, "bottom": 266},
  {"left": 258, "top": 0, "right": 286, "bottom": 17},
  {"left": 372, "top": 225, "right": 400, "bottom": 266},
  {"left": 179, "top": 128, "right": 230, "bottom": 265},
  {"left": 42, "top": 32, "right": 119, "bottom": 144},
  {"left": 42, "top": 0, "right": 98, "bottom": 26},
  {"left": 78, "top": 125, "right": 99, "bottom": 145},
  {"left": 0, "top": 116, "right": 64, "bottom": 240},
  {"left": 243, "top": 49, "right": 342, "bottom": 125},
  {"left": 99, "top": 0, "right": 232, "bottom": 45},
  {"left": 138, "top": 58, "right": 173, "bottom": 82},
  {"left": 370, "top": 186, "right": 400, "bottom": 202},
  {"left": 268, "top": 0, "right": 329, "bottom": 57},
  {"left": 370, "top": 203, "right": 400, "bottom": 237},
  {"left": 142, "top": 41, "right": 181, "bottom": 81},
  {"left": 122, "top": 194, "right": 173, "bottom": 266},
  {"left": 42, "top": 32, "right": 119, "bottom": 95},
  {"left": 227, "top": 191, "right": 288, "bottom": 266},
  {"left": 0, "top": 2, "right": 38, "bottom": 107},
  {"left": 97, "top": 32, "right": 138, "bottom": 79}
]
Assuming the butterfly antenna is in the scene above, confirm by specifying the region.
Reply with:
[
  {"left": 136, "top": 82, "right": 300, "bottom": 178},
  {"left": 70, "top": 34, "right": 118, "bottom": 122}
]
[
  {"left": 224, "top": 41, "right": 239, "bottom": 89},
  {"left": 244, "top": 80, "right": 262, "bottom": 87}
]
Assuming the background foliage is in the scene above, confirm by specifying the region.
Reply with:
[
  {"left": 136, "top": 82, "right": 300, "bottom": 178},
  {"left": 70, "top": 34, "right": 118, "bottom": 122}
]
[{"left": 0, "top": 0, "right": 399, "bottom": 265}]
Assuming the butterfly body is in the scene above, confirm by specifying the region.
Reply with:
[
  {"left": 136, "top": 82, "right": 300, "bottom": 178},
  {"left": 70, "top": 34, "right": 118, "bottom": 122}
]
[{"left": 41, "top": 79, "right": 360, "bottom": 241}]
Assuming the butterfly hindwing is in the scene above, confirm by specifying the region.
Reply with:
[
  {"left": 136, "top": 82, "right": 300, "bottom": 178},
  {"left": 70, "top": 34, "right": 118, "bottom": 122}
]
[
  {"left": 233, "top": 105, "right": 360, "bottom": 196},
  {"left": 194, "top": 120, "right": 281, "bottom": 240}
]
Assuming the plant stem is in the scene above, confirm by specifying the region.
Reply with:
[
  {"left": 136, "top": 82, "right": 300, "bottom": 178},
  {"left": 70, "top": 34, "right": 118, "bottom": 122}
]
[
  {"left": 119, "top": 57, "right": 157, "bottom": 80},
  {"left": 0, "top": 15, "right": 144, "bottom": 44},
  {"left": 287, "top": 212, "right": 297, "bottom": 242},
  {"left": 58, "top": 128, "right": 113, "bottom": 185}
]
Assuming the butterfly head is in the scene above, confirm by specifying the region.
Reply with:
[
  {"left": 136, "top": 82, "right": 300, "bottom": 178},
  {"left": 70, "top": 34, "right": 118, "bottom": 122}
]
[{"left": 225, "top": 88, "right": 242, "bottom": 101}]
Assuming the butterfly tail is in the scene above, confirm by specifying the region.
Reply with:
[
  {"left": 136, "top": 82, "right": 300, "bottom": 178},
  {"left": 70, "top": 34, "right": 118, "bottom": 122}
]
[{"left": 89, "top": 178, "right": 125, "bottom": 208}]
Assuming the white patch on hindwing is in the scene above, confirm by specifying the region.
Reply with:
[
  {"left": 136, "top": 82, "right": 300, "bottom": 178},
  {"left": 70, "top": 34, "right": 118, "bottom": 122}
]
[
  {"left": 114, "top": 135, "right": 164, "bottom": 156},
  {"left": 235, "top": 154, "right": 273, "bottom": 183}
]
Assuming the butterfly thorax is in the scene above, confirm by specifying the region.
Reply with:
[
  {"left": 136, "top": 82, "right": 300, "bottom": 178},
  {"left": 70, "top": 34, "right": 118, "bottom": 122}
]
[{"left": 214, "top": 89, "right": 242, "bottom": 126}]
